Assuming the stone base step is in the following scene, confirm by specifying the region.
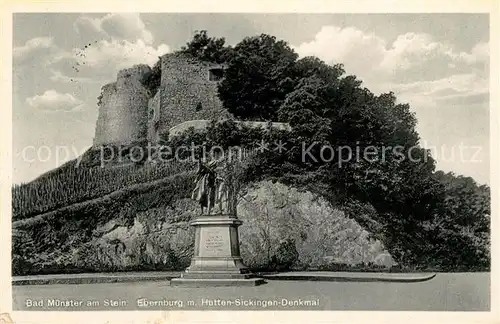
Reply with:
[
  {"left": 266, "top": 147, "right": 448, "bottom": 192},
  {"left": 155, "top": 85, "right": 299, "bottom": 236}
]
[
  {"left": 170, "top": 277, "right": 266, "bottom": 287},
  {"left": 181, "top": 272, "right": 254, "bottom": 279}
]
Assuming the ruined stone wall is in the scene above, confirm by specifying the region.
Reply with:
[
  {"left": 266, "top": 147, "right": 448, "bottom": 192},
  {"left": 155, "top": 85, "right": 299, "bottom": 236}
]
[
  {"left": 147, "top": 91, "right": 161, "bottom": 142},
  {"left": 155, "top": 53, "right": 231, "bottom": 139},
  {"left": 93, "top": 65, "right": 152, "bottom": 146},
  {"left": 93, "top": 55, "right": 234, "bottom": 146}
]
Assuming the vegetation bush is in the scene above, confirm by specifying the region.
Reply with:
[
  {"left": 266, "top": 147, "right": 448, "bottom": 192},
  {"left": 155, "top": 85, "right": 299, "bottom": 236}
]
[
  {"left": 274, "top": 239, "right": 300, "bottom": 271},
  {"left": 143, "top": 59, "right": 162, "bottom": 96}
]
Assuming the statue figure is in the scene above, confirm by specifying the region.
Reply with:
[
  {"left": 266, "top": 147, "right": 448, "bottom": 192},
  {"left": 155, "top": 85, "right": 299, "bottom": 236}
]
[
  {"left": 191, "top": 159, "right": 230, "bottom": 215},
  {"left": 191, "top": 148, "right": 257, "bottom": 216}
]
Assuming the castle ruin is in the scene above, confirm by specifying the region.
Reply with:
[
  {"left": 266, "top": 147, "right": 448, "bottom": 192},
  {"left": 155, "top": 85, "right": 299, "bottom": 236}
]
[
  {"left": 93, "top": 52, "right": 291, "bottom": 147},
  {"left": 93, "top": 53, "right": 231, "bottom": 146}
]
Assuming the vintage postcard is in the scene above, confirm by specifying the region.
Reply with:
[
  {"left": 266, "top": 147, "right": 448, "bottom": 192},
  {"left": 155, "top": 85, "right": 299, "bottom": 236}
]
[{"left": 1, "top": 1, "right": 498, "bottom": 323}]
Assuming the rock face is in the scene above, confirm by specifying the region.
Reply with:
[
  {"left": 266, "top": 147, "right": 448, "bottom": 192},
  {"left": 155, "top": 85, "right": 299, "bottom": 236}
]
[
  {"left": 237, "top": 181, "right": 394, "bottom": 269},
  {"left": 93, "top": 65, "right": 152, "bottom": 146},
  {"left": 12, "top": 178, "right": 393, "bottom": 275},
  {"left": 73, "top": 198, "right": 198, "bottom": 271}
]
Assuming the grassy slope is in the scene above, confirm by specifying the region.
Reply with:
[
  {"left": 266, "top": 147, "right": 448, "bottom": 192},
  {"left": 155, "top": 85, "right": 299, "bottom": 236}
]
[
  {"left": 13, "top": 170, "right": 195, "bottom": 230},
  {"left": 12, "top": 171, "right": 196, "bottom": 275},
  {"left": 12, "top": 148, "right": 196, "bottom": 220}
]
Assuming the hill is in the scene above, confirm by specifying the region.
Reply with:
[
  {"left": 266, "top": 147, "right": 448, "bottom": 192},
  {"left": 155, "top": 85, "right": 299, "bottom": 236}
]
[{"left": 11, "top": 31, "right": 491, "bottom": 275}]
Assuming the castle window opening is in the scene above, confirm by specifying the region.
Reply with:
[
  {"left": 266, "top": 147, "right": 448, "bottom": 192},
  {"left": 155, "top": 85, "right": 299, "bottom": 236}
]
[{"left": 208, "top": 68, "right": 224, "bottom": 82}]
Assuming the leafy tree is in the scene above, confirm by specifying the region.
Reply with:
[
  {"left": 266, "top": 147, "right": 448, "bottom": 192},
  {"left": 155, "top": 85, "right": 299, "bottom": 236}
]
[
  {"left": 180, "top": 30, "right": 232, "bottom": 64},
  {"left": 218, "top": 34, "right": 298, "bottom": 121},
  {"left": 211, "top": 34, "right": 459, "bottom": 267},
  {"left": 427, "top": 172, "right": 491, "bottom": 270}
]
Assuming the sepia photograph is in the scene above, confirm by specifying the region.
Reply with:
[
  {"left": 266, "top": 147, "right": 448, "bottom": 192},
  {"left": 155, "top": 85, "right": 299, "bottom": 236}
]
[{"left": 1, "top": 2, "right": 498, "bottom": 323}]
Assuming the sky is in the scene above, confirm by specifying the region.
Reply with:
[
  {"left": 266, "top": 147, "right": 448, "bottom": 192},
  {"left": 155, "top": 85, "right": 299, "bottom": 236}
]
[{"left": 12, "top": 13, "right": 490, "bottom": 185}]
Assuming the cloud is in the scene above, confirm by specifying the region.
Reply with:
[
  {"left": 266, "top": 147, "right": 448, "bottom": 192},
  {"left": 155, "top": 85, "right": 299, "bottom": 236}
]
[
  {"left": 292, "top": 26, "right": 386, "bottom": 82},
  {"left": 49, "top": 39, "right": 170, "bottom": 82},
  {"left": 26, "top": 90, "right": 85, "bottom": 113},
  {"left": 382, "top": 73, "right": 488, "bottom": 113},
  {"left": 13, "top": 37, "right": 59, "bottom": 66},
  {"left": 48, "top": 69, "right": 101, "bottom": 84},
  {"left": 376, "top": 32, "right": 484, "bottom": 71},
  {"left": 74, "top": 13, "right": 153, "bottom": 44},
  {"left": 436, "top": 92, "right": 489, "bottom": 106},
  {"left": 293, "top": 25, "right": 489, "bottom": 84},
  {"left": 71, "top": 39, "right": 169, "bottom": 69},
  {"left": 292, "top": 24, "right": 489, "bottom": 126},
  {"left": 47, "top": 13, "right": 171, "bottom": 83},
  {"left": 458, "top": 42, "right": 489, "bottom": 64},
  {"left": 73, "top": 16, "right": 103, "bottom": 36},
  {"left": 392, "top": 73, "right": 488, "bottom": 98}
]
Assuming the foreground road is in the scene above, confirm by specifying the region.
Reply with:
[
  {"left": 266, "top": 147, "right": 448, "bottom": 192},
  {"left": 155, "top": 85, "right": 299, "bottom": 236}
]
[{"left": 12, "top": 273, "right": 489, "bottom": 311}]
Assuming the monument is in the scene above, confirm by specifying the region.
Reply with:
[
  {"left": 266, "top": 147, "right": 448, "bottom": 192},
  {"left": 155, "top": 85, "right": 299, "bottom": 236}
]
[{"left": 170, "top": 154, "right": 265, "bottom": 287}]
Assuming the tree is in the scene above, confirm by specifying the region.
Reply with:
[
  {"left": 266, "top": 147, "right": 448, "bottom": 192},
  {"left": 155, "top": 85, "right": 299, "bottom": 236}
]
[
  {"left": 180, "top": 30, "right": 232, "bottom": 64},
  {"left": 427, "top": 172, "right": 491, "bottom": 270},
  {"left": 214, "top": 36, "right": 462, "bottom": 267},
  {"left": 218, "top": 34, "right": 298, "bottom": 121}
]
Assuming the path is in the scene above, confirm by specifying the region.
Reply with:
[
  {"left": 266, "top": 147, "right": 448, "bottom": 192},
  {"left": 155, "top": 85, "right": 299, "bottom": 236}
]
[{"left": 12, "top": 273, "right": 489, "bottom": 311}]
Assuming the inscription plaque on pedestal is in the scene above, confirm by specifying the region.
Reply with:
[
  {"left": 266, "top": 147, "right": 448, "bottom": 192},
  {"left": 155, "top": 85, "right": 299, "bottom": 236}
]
[
  {"left": 170, "top": 215, "right": 265, "bottom": 287},
  {"left": 201, "top": 228, "right": 229, "bottom": 256}
]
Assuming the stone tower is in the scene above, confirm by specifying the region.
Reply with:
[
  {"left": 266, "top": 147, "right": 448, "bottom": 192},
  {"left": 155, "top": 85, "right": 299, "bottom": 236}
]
[
  {"left": 93, "top": 64, "right": 152, "bottom": 146},
  {"left": 147, "top": 53, "right": 231, "bottom": 142}
]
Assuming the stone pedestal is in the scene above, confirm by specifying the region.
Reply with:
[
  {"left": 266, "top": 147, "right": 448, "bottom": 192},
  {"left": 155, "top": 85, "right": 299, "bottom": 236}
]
[{"left": 170, "top": 215, "right": 265, "bottom": 287}]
